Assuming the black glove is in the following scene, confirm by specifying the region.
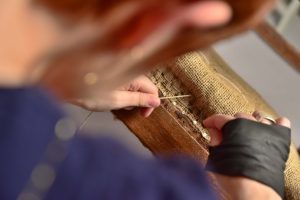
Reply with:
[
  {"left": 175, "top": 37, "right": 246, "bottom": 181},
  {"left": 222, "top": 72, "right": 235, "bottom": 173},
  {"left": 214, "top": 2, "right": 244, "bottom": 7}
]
[{"left": 206, "top": 118, "right": 291, "bottom": 198}]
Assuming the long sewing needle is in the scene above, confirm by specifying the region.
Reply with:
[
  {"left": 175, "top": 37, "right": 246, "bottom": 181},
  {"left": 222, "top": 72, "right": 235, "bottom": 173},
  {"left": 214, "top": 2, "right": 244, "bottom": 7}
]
[
  {"left": 79, "top": 95, "right": 191, "bottom": 130},
  {"left": 159, "top": 95, "right": 191, "bottom": 100}
]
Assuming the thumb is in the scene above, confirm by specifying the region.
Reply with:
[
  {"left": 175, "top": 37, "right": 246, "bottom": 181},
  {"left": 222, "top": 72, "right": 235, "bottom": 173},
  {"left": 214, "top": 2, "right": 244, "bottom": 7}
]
[
  {"left": 116, "top": 91, "right": 160, "bottom": 109},
  {"left": 175, "top": 1, "right": 232, "bottom": 28},
  {"left": 203, "top": 114, "right": 234, "bottom": 146},
  {"left": 207, "top": 128, "right": 223, "bottom": 147}
]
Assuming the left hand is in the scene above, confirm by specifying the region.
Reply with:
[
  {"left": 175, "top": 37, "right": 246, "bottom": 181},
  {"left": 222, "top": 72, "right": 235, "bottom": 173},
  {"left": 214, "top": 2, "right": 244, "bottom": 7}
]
[{"left": 71, "top": 75, "right": 160, "bottom": 118}]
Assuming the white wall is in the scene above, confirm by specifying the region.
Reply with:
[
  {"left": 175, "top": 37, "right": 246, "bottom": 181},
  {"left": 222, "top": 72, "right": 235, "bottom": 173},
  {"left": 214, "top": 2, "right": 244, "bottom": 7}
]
[{"left": 215, "top": 15, "right": 300, "bottom": 146}]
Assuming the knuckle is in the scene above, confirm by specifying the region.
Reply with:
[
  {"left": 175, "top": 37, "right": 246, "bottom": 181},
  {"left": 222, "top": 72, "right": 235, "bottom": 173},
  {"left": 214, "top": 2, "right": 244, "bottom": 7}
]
[
  {"left": 138, "top": 93, "right": 144, "bottom": 107},
  {"left": 110, "top": 94, "right": 122, "bottom": 108}
]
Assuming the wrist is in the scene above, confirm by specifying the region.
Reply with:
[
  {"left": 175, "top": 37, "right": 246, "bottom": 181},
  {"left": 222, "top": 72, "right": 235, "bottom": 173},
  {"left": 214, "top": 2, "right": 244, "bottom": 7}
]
[
  {"left": 214, "top": 174, "right": 281, "bottom": 200},
  {"left": 206, "top": 119, "right": 290, "bottom": 198}
]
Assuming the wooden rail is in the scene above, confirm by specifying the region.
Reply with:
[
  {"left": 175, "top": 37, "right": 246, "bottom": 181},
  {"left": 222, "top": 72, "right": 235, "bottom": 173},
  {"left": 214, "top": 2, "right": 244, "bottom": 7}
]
[{"left": 254, "top": 21, "right": 300, "bottom": 72}]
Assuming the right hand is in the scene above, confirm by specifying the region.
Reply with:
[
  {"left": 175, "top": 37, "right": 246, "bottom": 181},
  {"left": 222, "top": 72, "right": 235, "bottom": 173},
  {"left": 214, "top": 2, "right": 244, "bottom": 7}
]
[
  {"left": 203, "top": 112, "right": 291, "bottom": 146},
  {"left": 203, "top": 112, "right": 291, "bottom": 200}
]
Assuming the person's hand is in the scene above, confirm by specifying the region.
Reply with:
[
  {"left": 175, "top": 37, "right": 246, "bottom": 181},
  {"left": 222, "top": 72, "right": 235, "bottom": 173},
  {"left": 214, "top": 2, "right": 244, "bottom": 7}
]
[
  {"left": 203, "top": 112, "right": 291, "bottom": 146},
  {"left": 70, "top": 75, "right": 160, "bottom": 118},
  {"left": 203, "top": 112, "right": 291, "bottom": 200},
  {"left": 0, "top": 1, "right": 232, "bottom": 96}
]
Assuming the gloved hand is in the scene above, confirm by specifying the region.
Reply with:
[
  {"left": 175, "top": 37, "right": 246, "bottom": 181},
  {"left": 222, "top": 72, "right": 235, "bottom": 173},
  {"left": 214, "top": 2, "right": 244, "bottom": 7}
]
[{"left": 204, "top": 113, "right": 291, "bottom": 199}]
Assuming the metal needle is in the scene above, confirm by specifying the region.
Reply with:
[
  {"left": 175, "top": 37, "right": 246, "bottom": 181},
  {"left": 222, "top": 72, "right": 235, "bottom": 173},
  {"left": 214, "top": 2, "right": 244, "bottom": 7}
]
[{"left": 159, "top": 95, "right": 191, "bottom": 100}]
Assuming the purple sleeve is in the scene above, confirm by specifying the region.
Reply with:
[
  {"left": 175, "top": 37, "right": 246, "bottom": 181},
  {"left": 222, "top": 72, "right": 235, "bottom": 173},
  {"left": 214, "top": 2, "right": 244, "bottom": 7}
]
[
  {"left": 46, "top": 137, "right": 218, "bottom": 200},
  {"left": 0, "top": 87, "right": 217, "bottom": 200}
]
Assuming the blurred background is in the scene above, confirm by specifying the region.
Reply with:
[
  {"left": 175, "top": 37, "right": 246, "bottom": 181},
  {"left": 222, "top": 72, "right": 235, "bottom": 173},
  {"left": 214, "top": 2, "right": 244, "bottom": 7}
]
[{"left": 65, "top": 0, "right": 300, "bottom": 156}]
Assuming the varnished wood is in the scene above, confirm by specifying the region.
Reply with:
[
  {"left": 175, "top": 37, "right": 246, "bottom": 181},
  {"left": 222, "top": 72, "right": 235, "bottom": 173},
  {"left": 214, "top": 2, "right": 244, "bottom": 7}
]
[
  {"left": 255, "top": 21, "right": 300, "bottom": 72},
  {"left": 113, "top": 106, "right": 209, "bottom": 164},
  {"left": 113, "top": 104, "right": 230, "bottom": 200}
]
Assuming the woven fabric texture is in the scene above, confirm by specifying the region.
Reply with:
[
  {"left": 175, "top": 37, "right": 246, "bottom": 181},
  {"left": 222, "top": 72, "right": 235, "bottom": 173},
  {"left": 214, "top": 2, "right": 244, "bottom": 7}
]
[{"left": 150, "top": 49, "right": 300, "bottom": 200}]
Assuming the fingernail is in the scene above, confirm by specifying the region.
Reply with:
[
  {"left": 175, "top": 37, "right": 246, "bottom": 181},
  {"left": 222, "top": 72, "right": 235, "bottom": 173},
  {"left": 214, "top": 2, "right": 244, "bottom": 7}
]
[
  {"left": 148, "top": 98, "right": 160, "bottom": 107},
  {"left": 179, "top": 1, "right": 232, "bottom": 28}
]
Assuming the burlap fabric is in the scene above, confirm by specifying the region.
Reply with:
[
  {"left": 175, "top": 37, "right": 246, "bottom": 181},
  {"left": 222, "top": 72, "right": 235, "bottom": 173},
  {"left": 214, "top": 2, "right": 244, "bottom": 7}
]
[{"left": 150, "top": 49, "right": 300, "bottom": 200}]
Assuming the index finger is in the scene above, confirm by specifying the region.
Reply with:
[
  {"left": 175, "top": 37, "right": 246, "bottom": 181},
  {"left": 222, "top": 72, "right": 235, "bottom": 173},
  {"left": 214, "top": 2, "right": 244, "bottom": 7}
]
[{"left": 128, "top": 75, "right": 159, "bottom": 96}]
